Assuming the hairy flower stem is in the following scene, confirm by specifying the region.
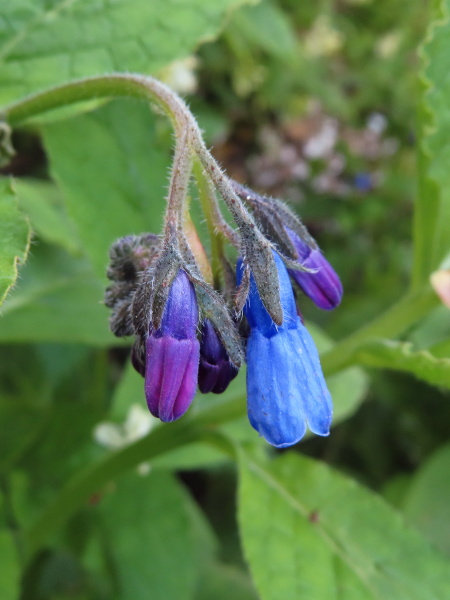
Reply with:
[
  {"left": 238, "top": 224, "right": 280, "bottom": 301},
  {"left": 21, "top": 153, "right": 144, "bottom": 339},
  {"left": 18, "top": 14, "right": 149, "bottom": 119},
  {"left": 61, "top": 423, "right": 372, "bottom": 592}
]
[
  {"left": 193, "top": 159, "right": 239, "bottom": 248},
  {"left": 163, "top": 131, "right": 192, "bottom": 242},
  {"left": 2, "top": 73, "right": 259, "bottom": 243},
  {"left": 193, "top": 160, "right": 233, "bottom": 287}
]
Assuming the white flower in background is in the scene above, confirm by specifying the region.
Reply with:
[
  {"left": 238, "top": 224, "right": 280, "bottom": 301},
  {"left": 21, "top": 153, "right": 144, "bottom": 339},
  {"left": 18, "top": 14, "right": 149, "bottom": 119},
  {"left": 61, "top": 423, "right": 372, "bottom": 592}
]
[
  {"left": 158, "top": 56, "right": 199, "bottom": 95},
  {"left": 303, "top": 117, "right": 338, "bottom": 159},
  {"left": 376, "top": 32, "right": 402, "bottom": 59},
  {"left": 304, "top": 16, "right": 344, "bottom": 58},
  {"left": 94, "top": 404, "right": 156, "bottom": 474},
  {"left": 367, "top": 112, "right": 387, "bottom": 136}
]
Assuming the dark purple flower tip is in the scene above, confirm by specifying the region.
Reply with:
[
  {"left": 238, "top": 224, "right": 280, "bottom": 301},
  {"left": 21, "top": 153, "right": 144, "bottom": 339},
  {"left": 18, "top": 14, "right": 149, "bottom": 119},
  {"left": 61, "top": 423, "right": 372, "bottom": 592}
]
[
  {"left": 198, "top": 320, "right": 238, "bottom": 394},
  {"left": 285, "top": 227, "right": 343, "bottom": 310},
  {"left": 145, "top": 336, "right": 199, "bottom": 421},
  {"left": 144, "top": 269, "right": 200, "bottom": 421}
]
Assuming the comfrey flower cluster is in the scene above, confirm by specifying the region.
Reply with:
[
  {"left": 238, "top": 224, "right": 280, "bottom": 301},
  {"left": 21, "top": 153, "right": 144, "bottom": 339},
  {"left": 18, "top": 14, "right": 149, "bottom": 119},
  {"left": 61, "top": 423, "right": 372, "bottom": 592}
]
[
  {"left": 103, "top": 76, "right": 342, "bottom": 448},
  {"left": 105, "top": 186, "right": 341, "bottom": 448}
]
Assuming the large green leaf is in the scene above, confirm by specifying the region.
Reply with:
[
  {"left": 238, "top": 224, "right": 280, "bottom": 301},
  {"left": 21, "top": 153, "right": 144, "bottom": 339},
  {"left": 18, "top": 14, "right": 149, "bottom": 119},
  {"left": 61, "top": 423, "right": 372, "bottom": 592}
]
[
  {"left": 42, "top": 99, "right": 171, "bottom": 278},
  {"left": 353, "top": 339, "right": 450, "bottom": 388},
  {"left": 14, "top": 179, "right": 81, "bottom": 255},
  {"left": 0, "top": 242, "right": 118, "bottom": 345},
  {"left": 403, "top": 443, "right": 450, "bottom": 556},
  {"left": 414, "top": 0, "right": 450, "bottom": 286},
  {"left": 0, "top": 0, "right": 258, "bottom": 105},
  {"left": 238, "top": 451, "right": 450, "bottom": 600},
  {"left": 0, "top": 179, "right": 31, "bottom": 306},
  {"left": 97, "top": 471, "right": 215, "bottom": 600}
]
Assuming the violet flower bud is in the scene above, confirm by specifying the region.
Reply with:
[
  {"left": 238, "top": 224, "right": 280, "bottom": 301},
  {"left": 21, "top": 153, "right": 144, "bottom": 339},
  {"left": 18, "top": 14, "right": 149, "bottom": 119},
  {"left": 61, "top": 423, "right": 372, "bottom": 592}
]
[
  {"left": 145, "top": 270, "right": 200, "bottom": 422},
  {"left": 285, "top": 227, "right": 343, "bottom": 310},
  {"left": 198, "top": 319, "right": 238, "bottom": 394}
]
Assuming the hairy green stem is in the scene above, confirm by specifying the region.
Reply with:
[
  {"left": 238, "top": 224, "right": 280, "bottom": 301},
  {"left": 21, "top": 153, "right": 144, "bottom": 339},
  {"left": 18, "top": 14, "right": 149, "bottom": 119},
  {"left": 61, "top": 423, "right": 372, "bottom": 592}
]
[
  {"left": 193, "top": 158, "right": 239, "bottom": 248},
  {"left": 3, "top": 74, "right": 188, "bottom": 134}
]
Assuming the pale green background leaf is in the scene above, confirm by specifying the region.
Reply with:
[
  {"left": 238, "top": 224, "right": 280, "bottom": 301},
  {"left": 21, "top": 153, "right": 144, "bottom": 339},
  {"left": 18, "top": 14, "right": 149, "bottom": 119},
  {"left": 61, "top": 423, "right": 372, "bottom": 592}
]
[
  {"left": 353, "top": 339, "right": 450, "bottom": 388},
  {"left": 42, "top": 99, "right": 171, "bottom": 278},
  {"left": 0, "top": 242, "right": 118, "bottom": 345},
  {"left": 0, "top": 179, "right": 31, "bottom": 306},
  {"left": 403, "top": 443, "right": 450, "bottom": 556},
  {"left": 238, "top": 451, "right": 450, "bottom": 600},
  {"left": 14, "top": 178, "right": 81, "bottom": 255},
  {"left": 97, "top": 470, "right": 216, "bottom": 600},
  {"left": 0, "top": 0, "right": 259, "bottom": 105}
]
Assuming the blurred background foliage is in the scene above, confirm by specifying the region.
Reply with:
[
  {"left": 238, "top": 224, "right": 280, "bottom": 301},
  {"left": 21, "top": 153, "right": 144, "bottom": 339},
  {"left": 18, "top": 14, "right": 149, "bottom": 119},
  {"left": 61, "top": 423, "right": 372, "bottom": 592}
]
[{"left": 1, "top": 0, "right": 450, "bottom": 598}]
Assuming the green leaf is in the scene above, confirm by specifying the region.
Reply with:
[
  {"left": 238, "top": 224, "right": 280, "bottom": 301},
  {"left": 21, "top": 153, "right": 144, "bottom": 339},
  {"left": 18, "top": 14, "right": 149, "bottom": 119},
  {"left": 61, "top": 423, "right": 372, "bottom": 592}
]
[
  {"left": 0, "top": 179, "right": 31, "bottom": 306},
  {"left": 403, "top": 443, "right": 450, "bottom": 556},
  {"left": 353, "top": 339, "right": 450, "bottom": 388},
  {"left": 414, "top": 1, "right": 450, "bottom": 286},
  {"left": 0, "top": 242, "right": 118, "bottom": 346},
  {"left": 98, "top": 471, "right": 214, "bottom": 600},
  {"left": 238, "top": 451, "right": 450, "bottom": 600},
  {"left": 230, "top": 1, "right": 297, "bottom": 60},
  {"left": 0, "top": 0, "right": 259, "bottom": 105},
  {"left": 14, "top": 178, "right": 81, "bottom": 255},
  {"left": 42, "top": 99, "right": 171, "bottom": 278},
  {"left": 0, "top": 531, "right": 20, "bottom": 600}
]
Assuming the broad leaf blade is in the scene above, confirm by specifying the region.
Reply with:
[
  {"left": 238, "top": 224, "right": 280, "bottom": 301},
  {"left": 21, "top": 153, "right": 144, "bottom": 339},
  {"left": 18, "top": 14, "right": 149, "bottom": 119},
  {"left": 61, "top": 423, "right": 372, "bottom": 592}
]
[
  {"left": 42, "top": 99, "right": 171, "bottom": 279},
  {"left": 238, "top": 452, "right": 450, "bottom": 600},
  {"left": 97, "top": 471, "right": 215, "bottom": 600},
  {"left": 0, "top": 0, "right": 258, "bottom": 105},
  {"left": 15, "top": 178, "right": 81, "bottom": 255},
  {"left": 0, "top": 179, "right": 31, "bottom": 306},
  {"left": 0, "top": 242, "right": 118, "bottom": 345},
  {"left": 403, "top": 443, "right": 450, "bottom": 556}
]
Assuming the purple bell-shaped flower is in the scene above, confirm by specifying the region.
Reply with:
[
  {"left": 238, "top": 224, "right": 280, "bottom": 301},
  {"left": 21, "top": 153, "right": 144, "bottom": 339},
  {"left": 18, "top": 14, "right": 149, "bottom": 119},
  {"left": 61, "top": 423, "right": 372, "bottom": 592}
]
[
  {"left": 144, "top": 270, "right": 200, "bottom": 422},
  {"left": 198, "top": 319, "right": 238, "bottom": 394}
]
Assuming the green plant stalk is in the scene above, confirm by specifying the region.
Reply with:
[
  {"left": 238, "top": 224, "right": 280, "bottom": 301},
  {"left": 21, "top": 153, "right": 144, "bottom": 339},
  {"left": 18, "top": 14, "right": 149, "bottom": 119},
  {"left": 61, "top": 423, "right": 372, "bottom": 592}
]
[
  {"left": 321, "top": 285, "right": 439, "bottom": 375},
  {"left": 3, "top": 74, "right": 185, "bottom": 133},
  {"left": 193, "top": 159, "right": 233, "bottom": 288}
]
